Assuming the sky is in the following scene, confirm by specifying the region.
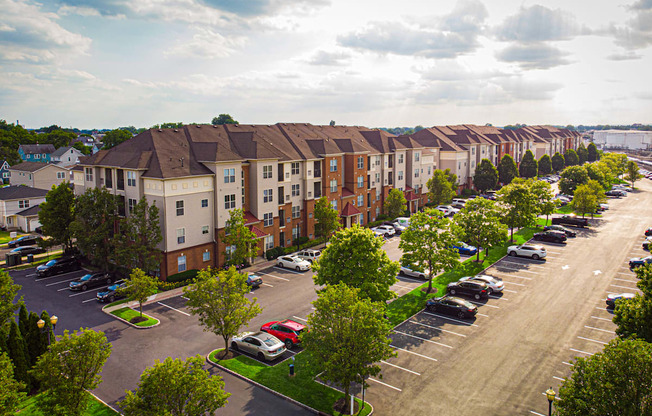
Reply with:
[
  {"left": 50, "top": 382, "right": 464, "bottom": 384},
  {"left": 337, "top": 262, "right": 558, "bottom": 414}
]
[{"left": 1, "top": 0, "right": 651, "bottom": 129}]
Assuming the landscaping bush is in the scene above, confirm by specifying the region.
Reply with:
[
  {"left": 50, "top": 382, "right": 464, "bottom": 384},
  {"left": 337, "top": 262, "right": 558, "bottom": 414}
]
[
  {"left": 293, "top": 236, "right": 309, "bottom": 248},
  {"left": 265, "top": 246, "right": 284, "bottom": 260},
  {"left": 166, "top": 269, "right": 199, "bottom": 282},
  {"left": 461, "top": 188, "right": 478, "bottom": 197},
  {"left": 158, "top": 278, "right": 196, "bottom": 291},
  {"left": 283, "top": 245, "right": 299, "bottom": 255},
  {"left": 366, "top": 219, "right": 386, "bottom": 228}
]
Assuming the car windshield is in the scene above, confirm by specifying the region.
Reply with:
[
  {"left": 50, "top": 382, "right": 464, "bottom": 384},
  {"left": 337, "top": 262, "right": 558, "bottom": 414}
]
[
  {"left": 108, "top": 284, "right": 119, "bottom": 290},
  {"left": 260, "top": 335, "right": 279, "bottom": 347},
  {"left": 80, "top": 274, "right": 92, "bottom": 281},
  {"left": 45, "top": 260, "right": 57, "bottom": 266}
]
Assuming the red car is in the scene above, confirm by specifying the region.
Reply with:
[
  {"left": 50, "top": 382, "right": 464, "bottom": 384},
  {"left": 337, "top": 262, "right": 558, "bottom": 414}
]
[{"left": 260, "top": 319, "right": 306, "bottom": 349}]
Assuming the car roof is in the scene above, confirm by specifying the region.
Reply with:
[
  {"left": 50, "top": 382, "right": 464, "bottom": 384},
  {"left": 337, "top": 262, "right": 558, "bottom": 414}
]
[{"left": 280, "top": 319, "right": 305, "bottom": 330}]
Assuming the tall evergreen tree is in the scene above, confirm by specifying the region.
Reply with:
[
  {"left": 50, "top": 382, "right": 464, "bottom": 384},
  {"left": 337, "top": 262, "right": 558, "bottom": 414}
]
[
  {"left": 576, "top": 143, "right": 588, "bottom": 164},
  {"left": 7, "top": 321, "right": 30, "bottom": 391},
  {"left": 18, "top": 305, "right": 29, "bottom": 338},
  {"left": 518, "top": 150, "right": 538, "bottom": 178},
  {"left": 538, "top": 154, "right": 552, "bottom": 175},
  {"left": 551, "top": 152, "right": 565, "bottom": 172},
  {"left": 25, "top": 312, "right": 45, "bottom": 367},
  {"left": 498, "top": 154, "right": 518, "bottom": 185},
  {"left": 564, "top": 149, "right": 579, "bottom": 167},
  {"left": 473, "top": 158, "right": 498, "bottom": 193},
  {"left": 587, "top": 142, "right": 598, "bottom": 162}
]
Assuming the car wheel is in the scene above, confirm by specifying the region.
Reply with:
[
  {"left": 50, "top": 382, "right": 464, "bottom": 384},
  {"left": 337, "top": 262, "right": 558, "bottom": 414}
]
[
  {"left": 257, "top": 352, "right": 265, "bottom": 361},
  {"left": 81, "top": 284, "right": 88, "bottom": 291},
  {"left": 450, "top": 288, "right": 456, "bottom": 295},
  {"left": 419, "top": 274, "right": 425, "bottom": 279},
  {"left": 284, "top": 339, "right": 293, "bottom": 349},
  {"left": 231, "top": 342, "right": 239, "bottom": 351},
  {"left": 109, "top": 295, "right": 115, "bottom": 303},
  {"left": 509, "top": 251, "right": 516, "bottom": 257},
  {"left": 532, "top": 254, "right": 540, "bottom": 260},
  {"left": 296, "top": 266, "right": 300, "bottom": 271},
  {"left": 487, "top": 287, "right": 493, "bottom": 295},
  {"left": 474, "top": 293, "right": 481, "bottom": 300},
  {"left": 457, "top": 311, "right": 465, "bottom": 319},
  {"left": 426, "top": 305, "right": 435, "bottom": 312},
  {"left": 278, "top": 262, "right": 283, "bottom": 268},
  {"left": 399, "top": 269, "right": 405, "bottom": 276}
]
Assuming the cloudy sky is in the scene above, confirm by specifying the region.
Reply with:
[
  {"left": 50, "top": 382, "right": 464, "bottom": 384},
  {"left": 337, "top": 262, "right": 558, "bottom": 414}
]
[{"left": 1, "top": 0, "right": 651, "bottom": 129}]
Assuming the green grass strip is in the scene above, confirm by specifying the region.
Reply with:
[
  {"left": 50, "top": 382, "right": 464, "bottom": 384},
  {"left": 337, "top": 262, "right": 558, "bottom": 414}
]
[
  {"left": 16, "top": 391, "right": 118, "bottom": 415},
  {"left": 110, "top": 307, "right": 158, "bottom": 327}
]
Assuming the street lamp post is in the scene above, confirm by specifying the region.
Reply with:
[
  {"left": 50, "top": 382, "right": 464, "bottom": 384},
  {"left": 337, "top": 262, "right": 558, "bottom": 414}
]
[
  {"left": 546, "top": 387, "right": 556, "bottom": 416},
  {"left": 37, "top": 315, "right": 58, "bottom": 345}
]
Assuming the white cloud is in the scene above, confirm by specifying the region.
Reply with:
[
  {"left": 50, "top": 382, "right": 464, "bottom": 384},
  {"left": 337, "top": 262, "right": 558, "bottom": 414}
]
[
  {"left": 496, "top": 43, "right": 571, "bottom": 70},
  {"left": 164, "top": 28, "right": 247, "bottom": 59},
  {"left": 495, "top": 5, "right": 589, "bottom": 43}
]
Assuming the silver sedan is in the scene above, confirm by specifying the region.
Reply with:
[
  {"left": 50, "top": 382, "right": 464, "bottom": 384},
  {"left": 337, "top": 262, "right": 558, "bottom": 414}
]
[
  {"left": 458, "top": 274, "right": 504, "bottom": 294},
  {"left": 231, "top": 331, "right": 286, "bottom": 361}
]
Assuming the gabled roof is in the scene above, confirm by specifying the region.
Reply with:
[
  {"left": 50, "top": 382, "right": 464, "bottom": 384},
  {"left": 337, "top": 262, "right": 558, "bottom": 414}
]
[
  {"left": 341, "top": 188, "right": 355, "bottom": 198},
  {"left": 9, "top": 161, "right": 66, "bottom": 173},
  {"left": 243, "top": 211, "right": 260, "bottom": 225},
  {"left": 18, "top": 144, "right": 56, "bottom": 154},
  {"left": 51, "top": 146, "right": 79, "bottom": 157},
  {"left": 340, "top": 202, "right": 361, "bottom": 217},
  {"left": 16, "top": 205, "right": 41, "bottom": 217},
  {"left": 0, "top": 186, "right": 48, "bottom": 200},
  {"left": 248, "top": 225, "right": 269, "bottom": 238}
]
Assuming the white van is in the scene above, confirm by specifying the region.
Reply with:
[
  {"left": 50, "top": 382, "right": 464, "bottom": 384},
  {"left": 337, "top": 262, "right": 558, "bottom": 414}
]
[{"left": 394, "top": 217, "right": 410, "bottom": 228}]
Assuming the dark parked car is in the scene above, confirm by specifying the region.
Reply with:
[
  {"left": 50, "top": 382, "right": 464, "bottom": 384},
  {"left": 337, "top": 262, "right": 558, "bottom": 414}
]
[
  {"left": 425, "top": 296, "right": 478, "bottom": 319},
  {"left": 8, "top": 235, "right": 42, "bottom": 248},
  {"left": 533, "top": 231, "right": 567, "bottom": 244},
  {"left": 10, "top": 246, "right": 44, "bottom": 256},
  {"left": 551, "top": 215, "right": 589, "bottom": 228},
  {"left": 36, "top": 256, "right": 81, "bottom": 278},
  {"left": 96, "top": 282, "right": 126, "bottom": 303},
  {"left": 629, "top": 255, "right": 652, "bottom": 270},
  {"left": 446, "top": 280, "right": 489, "bottom": 300},
  {"left": 643, "top": 238, "right": 651, "bottom": 251},
  {"left": 69, "top": 272, "right": 115, "bottom": 291},
  {"left": 606, "top": 293, "right": 635, "bottom": 309},
  {"left": 605, "top": 190, "right": 627, "bottom": 197},
  {"left": 543, "top": 224, "right": 576, "bottom": 237},
  {"left": 247, "top": 273, "right": 263, "bottom": 289},
  {"left": 645, "top": 228, "right": 652, "bottom": 237}
]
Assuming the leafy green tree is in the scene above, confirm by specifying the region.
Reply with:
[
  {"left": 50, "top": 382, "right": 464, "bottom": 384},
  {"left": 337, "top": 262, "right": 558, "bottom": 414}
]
[
  {"left": 221, "top": 209, "right": 258, "bottom": 267},
  {"left": 121, "top": 269, "right": 158, "bottom": 318},
  {"left": 6, "top": 321, "right": 30, "bottom": 391},
  {"left": 399, "top": 209, "right": 460, "bottom": 293},
  {"left": 556, "top": 338, "right": 652, "bottom": 416},
  {"left": 538, "top": 154, "right": 552, "bottom": 176},
  {"left": 44, "top": 130, "right": 76, "bottom": 149},
  {"left": 314, "top": 196, "right": 341, "bottom": 240},
  {"left": 384, "top": 188, "right": 407, "bottom": 219},
  {"left": 183, "top": 267, "right": 262, "bottom": 358},
  {"left": 302, "top": 283, "right": 395, "bottom": 415},
  {"left": 120, "top": 355, "right": 230, "bottom": 416},
  {"left": 497, "top": 182, "right": 537, "bottom": 242},
  {"left": 473, "top": 159, "right": 498, "bottom": 193},
  {"left": 153, "top": 122, "right": 184, "bottom": 129},
  {"left": 518, "top": 150, "right": 538, "bottom": 178},
  {"left": 211, "top": 114, "right": 238, "bottom": 125},
  {"left": 576, "top": 143, "right": 588, "bottom": 164},
  {"left": 571, "top": 183, "right": 597, "bottom": 218},
  {"left": 0, "top": 352, "right": 25, "bottom": 415},
  {"left": 102, "top": 128, "right": 132, "bottom": 149},
  {"left": 427, "top": 169, "right": 455, "bottom": 205},
  {"left": 626, "top": 160, "right": 641, "bottom": 188},
  {"left": 551, "top": 152, "right": 565, "bottom": 172},
  {"left": 18, "top": 304, "right": 29, "bottom": 339},
  {"left": 313, "top": 224, "right": 400, "bottom": 303},
  {"left": 564, "top": 149, "right": 579, "bottom": 167},
  {"left": 528, "top": 179, "right": 557, "bottom": 224},
  {"left": 454, "top": 199, "right": 507, "bottom": 262},
  {"left": 38, "top": 182, "right": 75, "bottom": 251},
  {"left": 587, "top": 142, "right": 598, "bottom": 162},
  {"left": 613, "top": 264, "right": 652, "bottom": 343},
  {"left": 559, "top": 165, "right": 589, "bottom": 195},
  {"left": 498, "top": 154, "right": 518, "bottom": 185},
  {"left": 0, "top": 270, "right": 23, "bottom": 330},
  {"left": 31, "top": 328, "right": 112, "bottom": 416},
  {"left": 585, "top": 162, "right": 608, "bottom": 188},
  {"left": 586, "top": 179, "right": 607, "bottom": 205},
  {"left": 71, "top": 142, "right": 91, "bottom": 155},
  {"left": 601, "top": 153, "right": 628, "bottom": 178},
  {"left": 116, "top": 197, "right": 162, "bottom": 274}
]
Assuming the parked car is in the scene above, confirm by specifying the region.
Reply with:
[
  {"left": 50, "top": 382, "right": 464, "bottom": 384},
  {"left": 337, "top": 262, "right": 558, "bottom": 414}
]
[
  {"left": 629, "top": 255, "right": 652, "bottom": 270},
  {"left": 96, "top": 282, "right": 126, "bottom": 303},
  {"left": 551, "top": 215, "right": 589, "bottom": 228},
  {"left": 10, "top": 246, "right": 44, "bottom": 256},
  {"left": 69, "top": 272, "right": 114, "bottom": 291},
  {"left": 230, "top": 331, "right": 286, "bottom": 361},
  {"left": 425, "top": 296, "right": 478, "bottom": 319},
  {"left": 543, "top": 224, "right": 576, "bottom": 237},
  {"left": 642, "top": 237, "right": 651, "bottom": 251},
  {"left": 458, "top": 274, "right": 504, "bottom": 294},
  {"left": 36, "top": 256, "right": 81, "bottom": 278},
  {"left": 446, "top": 280, "right": 489, "bottom": 300},
  {"left": 276, "top": 255, "right": 311, "bottom": 271},
  {"left": 532, "top": 231, "right": 567, "bottom": 244},
  {"left": 612, "top": 185, "right": 633, "bottom": 192},
  {"left": 451, "top": 242, "right": 478, "bottom": 256},
  {"left": 553, "top": 196, "right": 569, "bottom": 206},
  {"left": 389, "top": 221, "right": 407, "bottom": 234},
  {"left": 394, "top": 217, "right": 410, "bottom": 228},
  {"left": 436, "top": 205, "right": 459, "bottom": 216},
  {"left": 399, "top": 265, "right": 428, "bottom": 279},
  {"left": 7, "top": 235, "right": 42, "bottom": 248},
  {"left": 507, "top": 244, "right": 547, "bottom": 260},
  {"left": 371, "top": 225, "right": 395, "bottom": 237},
  {"left": 246, "top": 273, "right": 263, "bottom": 289},
  {"left": 295, "top": 249, "right": 321, "bottom": 263},
  {"left": 606, "top": 293, "right": 635, "bottom": 309},
  {"left": 645, "top": 228, "right": 652, "bottom": 237},
  {"left": 260, "top": 319, "right": 306, "bottom": 349},
  {"left": 605, "top": 190, "right": 626, "bottom": 198},
  {"left": 599, "top": 203, "right": 609, "bottom": 211}
]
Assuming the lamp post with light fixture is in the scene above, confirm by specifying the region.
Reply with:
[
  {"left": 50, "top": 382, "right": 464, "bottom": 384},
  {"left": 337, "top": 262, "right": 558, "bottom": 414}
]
[
  {"left": 37, "top": 315, "right": 58, "bottom": 345},
  {"left": 546, "top": 387, "right": 556, "bottom": 416}
]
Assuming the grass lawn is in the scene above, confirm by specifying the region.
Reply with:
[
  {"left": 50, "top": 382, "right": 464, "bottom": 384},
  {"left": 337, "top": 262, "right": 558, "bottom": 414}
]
[
  {"left": 17, "top": 392, "right": 118, "bottom": 415},
  {"left": 555, "top": 205, "right": 573, "bottom": 214},
  {"left": 110, "top": 306, "right": 158, "bottom": 327},
  {"left": 0, "top": 231, "right": 26, "bottom": 245},
  {"left": 208, "top": 350, "right": 372, "bottom": 416}
]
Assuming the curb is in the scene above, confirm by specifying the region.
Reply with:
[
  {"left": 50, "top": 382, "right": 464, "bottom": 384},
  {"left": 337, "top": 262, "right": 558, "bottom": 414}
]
[{"left": 102, "top": 305, "right": 160, "bottom": 329}]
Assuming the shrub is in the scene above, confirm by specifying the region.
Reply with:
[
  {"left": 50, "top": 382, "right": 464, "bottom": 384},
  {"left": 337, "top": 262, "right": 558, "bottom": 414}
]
[
  {"left": 293, "top": 236, "right": 309, "bottom": 248},
  {"left": 158, "top": 278, "right": 196, "bottom": 291},
  {"left": 461, "top": 188, "right": 478, "bottom": 197},
  {"left": 265, "top": 247, "right": 284, "bottom": 260},
  {"left": 166, "top": 269, "right": 199, "bottom": 283}
]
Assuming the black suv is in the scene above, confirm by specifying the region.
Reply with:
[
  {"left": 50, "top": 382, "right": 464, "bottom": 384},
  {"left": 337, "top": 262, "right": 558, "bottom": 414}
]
[
  {"left": 544, "top": 225, "right": 576, "bottom": 237},
  {"left": 551, "top": 215, "right": 589, "bottom": 228},
  {"left": 425, "top": 296, "right": 478, "bottom": 319},
  {"left": 36, "top": 257, "right": 81, "bottom": 278},
  {"left": 446, "top": 280, "right": 489, "bottom": 300},
  {"left": 533, "top": 231, "right": 567, "bottom": 244},
  {"left": 8, "top": 235, "right": 42, "bottom": 248},
  {"left": 69, "top": 272, "right": 115, "bottom": 291},
  {"left": 96, "top": 282, "right": 126, "bottom": 303}
]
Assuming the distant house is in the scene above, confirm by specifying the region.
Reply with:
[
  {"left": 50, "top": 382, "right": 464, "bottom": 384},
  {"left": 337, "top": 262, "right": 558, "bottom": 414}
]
[
  {"left": 72, "top": 136, "right": 103, "bottom": 154},
  {"left": 9, "top": 162, "right": 70, "bottom": 189},
  {"left": 18, "top": 144, "right": 56, "bottom": 163},
  {"left": 51, "top": 146, "right": 83, "bottom": 167},
  {"left": 0, "top": 160, "right": 9, "bottom": 184},
  {"left": 0, "top": 185, "right": 48, "bottom": 231}
]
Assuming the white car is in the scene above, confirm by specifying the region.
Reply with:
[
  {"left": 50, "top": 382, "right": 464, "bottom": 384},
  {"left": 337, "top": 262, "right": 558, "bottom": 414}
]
[
  {"left": 392, "top": 221, "right": 407, "bottom": 233},
  {"left": 436, "top": 205, "right": 459, "bottom": 216},
  {"left": 399, "top": 265, "right": 429, "bottom": 279},
  {"left": 277, "top": 255, "right": 311, "bottom": 271},
  {"left": 295, "top": 249, "right": 321, "bottom": 263},
  {"left": 612, "top": 185, "right": 633, "bottom": 192},
  {"left": 599, "top": 203, "right": 609, "bottom": 210},
  {"left": 371, "top": 225, "right": 395, "bottom": 237},
  {"left": 394, "top": 217, "right": 410, "bottom": 228},
  {"left": 231, "top": 331, "right": 286, "bottom": 361},
  {"left": 507, "top": 244, "right": 547, "bottom": 260},
  {"left": 458, "top": 274, "right": 504, "bottom": 294}
]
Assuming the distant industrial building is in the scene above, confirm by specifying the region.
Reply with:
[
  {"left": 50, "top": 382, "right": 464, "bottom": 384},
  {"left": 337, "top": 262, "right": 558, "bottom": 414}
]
[{"left": 593, "top": 130, "right": 652, "bottom": 150}]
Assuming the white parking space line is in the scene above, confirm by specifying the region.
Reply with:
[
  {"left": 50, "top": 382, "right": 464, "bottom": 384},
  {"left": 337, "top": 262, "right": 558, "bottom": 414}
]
[
  {"left": 530, "top": 410, "right": 546, "bottom": 416},
  {"left": 381, "top": 360, "right": 421, "bottom": 375},
  {"left": 493, "top": 266, "right": 540, "bottom": 273},
  {"left": 610, "top": 284, "right": 639, "bottom": 290},
  {"left": 617, "top": 271, "right": 635, "bottom": 276},
  {"left": 46, "top": 277, "right": 79, "bottom": 286},
  {"left": 422, "top": 311, "right": 479, "bottom": 326},
  {"left": 492, "top": 272, "right": 533, "bottom": 280},
  {"left": 57, "top": 287, "right": 70, "bottom": 292},
  {"left": 468, "top": 300, "right": 499, "bottom": 308},
  {"left": 261, "top": 283, "right": 274, "bottom": 287},
  {"left": 273, "top": 267, "right": 307, "bottom": 275},
  {"left": 590, "top": 316, "right": 614, "bottom": 322},
  {"left": 584, "top": 325, "right": 615, "bottom": 334},
  {"left": 390, "top": 345, "right": 438, "bottom": 362},
  {"left": 503, "top": 289, "right": 518, "bottom": 293},
  {"left": 409, "top": 320, "right": 467, "bottom": 337},
  {"left": 368, "top": 377, "right": 402, "bottom": 392},
  {"left": 577, "top": 336, "right": 608, "bottom": 345},
  {"left": 36, "top": 270, "right": 83, "bottom": 281},
  {"left": 476, "top": 312, "right": 489, "bottom": 317},
  {"left": 620, "top": 266, "right": 632, "bottom": 270},
  {"left": 553, "top": 376, "right": 565, "bottom": 381},
  {"left": 257, "top": 272, "right": 289, "bottom": 281},
  {"left": 613, "top": 278, "right": 638, "bottom": 283},
  {"left": 393, "top": 330, "right": 453, "bottom": 349},
  {"left": 570, "top": 348, "right": 595, "bottom": 356},
  {"left": 157, "top": 301, "right": 191, "bottom": 316},
  {"left": 69, "top": 287, "right": 107, "bottom": 297},
  {"left": 292, "top": 316, "right": 308, "bottom": 322},
  {"left": 562, "top": 361, "right": 573, "bottom": 366},
  {"left": 502, "top": 281, "right": 526, "bottom": 287},
  {"left": 81, "top": 298, "right": 97, "bottom": 303},
  {"left": 181, "top": 296, "right": 189, "bottom": 300},
  {"left": 488, "top": 295, "right": 508, "bottom": 300},
  {"left": 25, "top": 273, "right": 36, "bottom": 277}
]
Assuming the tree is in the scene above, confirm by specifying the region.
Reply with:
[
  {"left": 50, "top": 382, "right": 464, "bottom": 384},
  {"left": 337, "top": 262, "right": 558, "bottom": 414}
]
[
  {"left": 220, "top": 209, "right": 258, "bottom": 267},
  {"left": 399, "top": 209, "right": 460, "bottom": 293},
  {"left": 564, "top": 149, "right": 579, "bottom": 167},
  {"left": 25, "top": 312, "right": 47, "bottom": 367},
  {"left": 312, "top": 224, "right": 400, "bottom": 303},
  {"left": 116, "top": 197, "right": 162, "bottom": 274},
  {"left": 498, "top": 154, "right": 518, "bottom": 185},
  {"left": 576, "top": 143, "right": 588, "bottom": 164},
  {"left": 587, "top": 142, "right": 598, "bottom": 162},
  {"left": 427, "top": 169, "right": 455, "bottom": 205},
  {"left": 6, "top": 321, "right": 30, "bottom": 391},
  {"left": 70, "top": 188, "right": 118, "bottom": 271},
  {"left": 211, "top": 114, "right": 238, "bottom": 125},
  {"left": 314, "top": 196, "right": 341, "bottom": 240},
  {"left": 302, "top": 283, "right": 395, "bottom": 415},
  {"left": 556, "top": 338, "right": 652, "bottom": 416},
  {"left": 102, "top": 128, "right": 132, "bottom": 149},
  {"left": 120, "top": 355, "right": 230, "bottom": 416},
  {"left": 71, "top": 142, "right": 91, "bottom": 155},
  {"left": 601, "top": 153, "right": 628, "bottom": 178},
  {"left": 121, "top": 269, "right": 158, "bottom": 318},
  {"left": 551, "top": 152, "right": 565, "bottom": 172},
  {"left": 183, "top": 267, "right": 261, "bottom": 358},
  {"left": 383, "top": 188, "right": 407, "bottom": 219},
  {"left": 31, "top": 328, "right": 112, "bottom": 416},
  {"left": 528, "top": 179, "right": 557, "bottom": 223},
  {"left": 329, "top": 120, "right": 336, "bottom": 126},
  {"left": 613, "top": 264, "right": 652, "bottom": 343},
  {"left": 473, "top": 159, "right": 498, "bottom": 193},
  {"left": 538, "top": 154, "right": 552, "bottom": 176},
  {"left": 0, "top": 270, "right": 23, "bottom": 330},
  {"left": 518, "top": 150, "right": 538, "bottom": 178},
  {"left": 570, "top": 183, "right": 597, "bottom": 218},
  {"left": 38, "top": 182, "right": 75, "bottom": 251},
  {"left": 454, "top": 199, "right": 507, "bottom": 262},
  {"left": 559, "top": 165, "right": 589, "bottom": 195},
  {"left": 0, "top": 352, "right": 25, "bottom": 415},
  {"left": 626, "top": 160, "right": 641, "bottom": 188},
  {"left": 44, "top": 130, "right": 76, "bottom": 149},
  {"left": 497, "top": 182, "right": 537, "bottom": 242},
  {"left": 585, "top": 162, "right": 608, "bottom": 188}
]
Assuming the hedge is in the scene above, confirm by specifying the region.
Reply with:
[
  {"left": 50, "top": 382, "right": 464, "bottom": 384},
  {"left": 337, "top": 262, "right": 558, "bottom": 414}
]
[{"left": 166, "top": 269, "right": 199, "bottom": 282}]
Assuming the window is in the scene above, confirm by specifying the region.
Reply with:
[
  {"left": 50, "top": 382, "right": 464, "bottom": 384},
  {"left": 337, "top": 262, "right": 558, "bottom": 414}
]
[
  {"left": 458, "top": 162, "right": 461, "bottom": 170},
  {"left": 357, "top": 176, "right": 363, "bottom": 188},
  {"left": 201, "top": 199, "right": 208, "bottom": 208},
  {"left": 35, "top": 154, "right": 40, "bottom": 159},
  {"left": 292, "top": 206, "right": 300, "bottom": 219},
  {"left": 263, "top": 165, "right": 273, "bottom": 179},
  {"left": 265, "top": 235, "right": 274, "bottom": 250},
  {"left": 330, "top": 159, "right": 337, "bottom": 172},
  {"left": 264, "top": 212, "right": 273, "bottom": 227},
  {"left": 224, "top": 168, "right": 235, "bottom": 183},
  {"left": 375, "top": 173, "right": 380, "bottom": 183},
  {"left": 376, "top": 189, "right": 381, "bottom": 200},
  {"left": 357, "top": 156, "right": 364, "bottom": 169},
  {"left": 263, "top": 189, "right": 273, "bottom": 203},
  {"left": 202, "top": 225, "right": 209, "bottom": 235},
  {"left": 128, "top": 198, "right": 137, "bottom": 213},
  {"left": 177, "top": 228, "right": 185, "bottom": 244},
  {"left": 203, "top": 251, "right": 210, "bottom": 262},
  {"left": 18, "top": 200, "right": 29, "bottom": 209},
  {"left": 330, "top": 179, "right": 337, "bottom": 193},
  {"left": 292, "top": 225, "right": 300, "bottom": 241},
  {"left": 398, "top": 154, "right": 404, "bottom": 164},
  {"left": 223, "top": 194, "right": 235, "bottom": 209},
  {"left": 291, "top": 162, "right": 299, "bottom": 175},
  {"left": 176, "top": 200, "right": 184, "bottom": 216},
  {"left": 357, "top": 195, "right": 363, "bottom": 207},
  {"left": 104, "top": 168, "right": 112, "bottom": 188},
  {"left": 331, "top": 200, "right": 338, "bottom": 211},
  {"left": 127, "top": 171, "right": 136, "bottom": 187},
  {"left": 375, "top": 156, "right": 381, "bottom": 166},
  {"left": 226, "top": 245, "right": 236, "bottom": 260},
  {"left": 178, "top": 255, "right": 186, "bottom": 272},
  {"left": 56, "top": 172, "right": 65, "bottom": 179},
  {"left": 398, "top": 171, "right": 403, "bottom": 181},
  {"left": 291, "top": 184, "right": 300, "bottom": 197},
  {"left": 415, "top": 152, "right": 420, "bottom": 161},
  {"left": 414, "top": 169, "right": 419, "bottom": 178},
  {"left": 428, "top": 167, "right": 432, "bottom": 175},
  {"left": 85, "top": 167, "right": 93, "bottom": 182}
]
